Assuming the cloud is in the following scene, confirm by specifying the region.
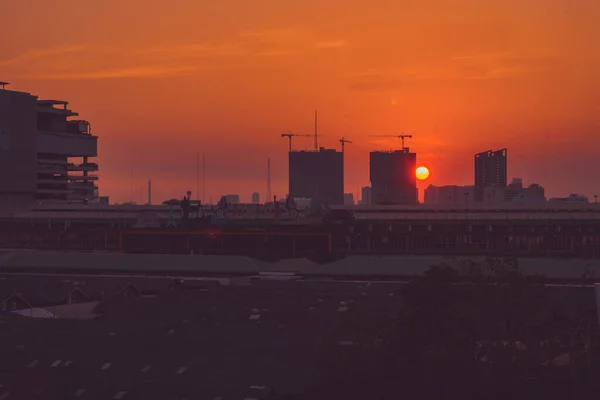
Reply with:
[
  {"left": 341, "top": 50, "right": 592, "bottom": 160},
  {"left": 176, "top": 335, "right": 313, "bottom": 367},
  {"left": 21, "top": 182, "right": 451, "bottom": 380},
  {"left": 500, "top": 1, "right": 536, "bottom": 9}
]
[
  {"left": 346, "top": 47, "right": 559, "bottom": 92},
  {"left": 135, "top": 43, "right": 247, "bottom": 58},
  {"left": 5, "top": 28, "right": 348, "bottom": 81},
  {"left": 315, "top": 40, "right": 347, "bottom": 49},
  {"left": 347, "top": 72, "right": 402, "bottom": 92},
  {"left": 238, "top": 28, "right": 298, "bottom": 38},
  {"left": 0, "top": 45, "right": 87, "bottom": 66},
  {"left": 25, "top": 65, "right": 200, "bottom": 80}
]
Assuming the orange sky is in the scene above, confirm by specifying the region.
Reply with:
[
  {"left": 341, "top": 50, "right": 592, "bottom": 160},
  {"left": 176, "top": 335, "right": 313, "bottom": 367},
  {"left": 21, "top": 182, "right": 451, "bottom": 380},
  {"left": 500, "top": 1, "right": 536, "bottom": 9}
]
[{"left": 2, "top": 0, "right": 599, "bottom": 204}]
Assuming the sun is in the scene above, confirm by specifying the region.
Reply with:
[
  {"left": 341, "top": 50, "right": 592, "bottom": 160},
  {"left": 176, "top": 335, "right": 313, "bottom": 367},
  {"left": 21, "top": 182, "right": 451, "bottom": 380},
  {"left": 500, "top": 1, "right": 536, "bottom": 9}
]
[{"left": 415, "top": 166, "right": 430, "bottom": 180}]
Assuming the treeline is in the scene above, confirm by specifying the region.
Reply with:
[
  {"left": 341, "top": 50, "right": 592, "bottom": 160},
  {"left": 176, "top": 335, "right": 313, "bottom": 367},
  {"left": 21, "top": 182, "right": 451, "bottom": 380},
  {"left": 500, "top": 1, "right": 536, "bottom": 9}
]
[{"left": 306, "top": 259, "right": 600, "bottom": 399}]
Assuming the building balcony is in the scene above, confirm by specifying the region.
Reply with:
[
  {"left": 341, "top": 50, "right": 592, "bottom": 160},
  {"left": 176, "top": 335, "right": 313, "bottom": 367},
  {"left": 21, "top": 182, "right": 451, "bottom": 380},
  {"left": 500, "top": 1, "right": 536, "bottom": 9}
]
[
  {"left": 67, "top": 162, "right": 98, "bottom": 172},
  {"left": 37, "top": 178, "right": 67, "bottom": 185},
  {"left": 37, "top": 130, "right": 97, "bottom": 157},
  {"left": 38, "top": 158, "right": 66, "bottom": 165},
  {"left": 68, "top": 181, "right": 96, "bottom": 189},
  {"left": 37, "top": 188, "right": 71, "bottom": 194},
  {"left": 37, "top": 164, "right": 67, "bottom": 174},
  {"left": 67, "top": 175, "right": 98, "bottom": 181}
]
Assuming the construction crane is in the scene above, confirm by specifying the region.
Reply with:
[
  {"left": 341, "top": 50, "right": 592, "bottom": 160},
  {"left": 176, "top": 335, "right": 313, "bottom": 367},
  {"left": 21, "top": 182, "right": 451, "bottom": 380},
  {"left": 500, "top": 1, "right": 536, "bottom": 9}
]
[
  {"left": 281, "top": 133, "right": 310, "bottom": 152},
  {"left": 369, "top": 133, "right": 413, "bottom": 151},
  {"left": 339, "top": 137, "right": 352, "bottom": 153}
]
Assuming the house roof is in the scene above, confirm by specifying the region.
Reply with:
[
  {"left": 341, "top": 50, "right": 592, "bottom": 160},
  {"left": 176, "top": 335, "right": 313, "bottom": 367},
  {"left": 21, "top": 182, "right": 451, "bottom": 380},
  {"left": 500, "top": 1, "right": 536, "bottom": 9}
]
[
  {"left": 0, "top": 276, "right": 596, "bottom": 399},
  {"left": 0, "top": 280, "right": 407, "bottom": 399}
]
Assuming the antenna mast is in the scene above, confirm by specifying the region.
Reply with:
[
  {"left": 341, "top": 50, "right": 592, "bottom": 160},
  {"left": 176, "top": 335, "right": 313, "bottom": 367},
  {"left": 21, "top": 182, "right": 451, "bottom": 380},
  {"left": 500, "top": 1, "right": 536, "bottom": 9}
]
[
  {"left": 202, "top": 153, "right": 206, "bottom": 204},
  {"left": 314, "top": 110, "right": 318, "bottom": 151},
  {"left": 196, "top": 151, "right": 200, "bottom": 202},
  {"left": 267, "top": 158, "right": 272, "bottom": 203}
]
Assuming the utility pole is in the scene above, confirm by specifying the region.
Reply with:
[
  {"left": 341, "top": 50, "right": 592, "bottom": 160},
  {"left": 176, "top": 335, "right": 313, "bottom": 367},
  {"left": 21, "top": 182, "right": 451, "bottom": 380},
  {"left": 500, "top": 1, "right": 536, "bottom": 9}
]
[
  {"left": 314, "top": 110, "right": 318, "bottom": 151},
  {"left": 130, "top": 166, "right": 133, "bottom": 203},
  {"left": 202, "top": 153, "right": 206, "bottom": 204},
  {"left": 267, "top": 158, "right": 271, "bottom": 205},
  {"left": 196, "top": 151, "right": 200, "bottom": 202}
]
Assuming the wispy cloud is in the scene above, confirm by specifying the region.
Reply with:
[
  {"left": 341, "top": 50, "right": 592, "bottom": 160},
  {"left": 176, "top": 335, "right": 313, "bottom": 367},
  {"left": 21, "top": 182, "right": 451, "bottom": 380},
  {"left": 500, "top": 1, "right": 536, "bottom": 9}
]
[
  {"left": 315, "top": 40, "right": 347, "bottom": 49},
  {"left": 0, "top": 45, "right": 87, "bottom": 66},
  {"left": 5, "top": 27, "right": 348, "bottom": 81},
  {"left": 347, "top": 48, "right": 558, "bottom": 91},
  {"left": 26, "top": 65, "right": 200, "bottom": 80},
  {"left": 135, "top": 43, "right": 247, "bottom": 57},
  {"left": 238, "top": 28, "right": 298, "bottom": 38}
]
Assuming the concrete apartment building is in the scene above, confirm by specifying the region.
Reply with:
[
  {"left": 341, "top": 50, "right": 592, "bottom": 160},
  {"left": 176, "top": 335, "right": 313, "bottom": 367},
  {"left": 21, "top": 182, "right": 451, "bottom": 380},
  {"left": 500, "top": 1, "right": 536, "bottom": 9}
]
[
  {"left": 0, "top": 82, "right": 98, "bottom": 212},
  {"left": 369, "top": 149, "right": 417, "bottom": 205},
  {"left": 474, "top": 149, "right": 507, "bottom": 201},
  {"left": 288, "top": 148, "right": 344, "bottom": 205},
  {"left": 425, "top": 178, "right": 546, "bottom": 206}
]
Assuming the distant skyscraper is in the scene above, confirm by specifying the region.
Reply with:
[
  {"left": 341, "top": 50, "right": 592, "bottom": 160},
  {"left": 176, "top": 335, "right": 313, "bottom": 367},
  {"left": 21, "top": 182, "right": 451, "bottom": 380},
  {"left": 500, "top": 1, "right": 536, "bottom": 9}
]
[
  {"left": 474, "top": 148, "right": 507, "bottom": 201},
  {"left": 251, "top": 192, "right": 260, "bottom": 204},
  {"left": 370, "top": 150, "right": 417, "bottom": 205},
  {"left": 360, "top": 186, "right": 371, "bottom": 205},
  {"left": 289, "top": 148, "right": 344, "bottom": 205}
]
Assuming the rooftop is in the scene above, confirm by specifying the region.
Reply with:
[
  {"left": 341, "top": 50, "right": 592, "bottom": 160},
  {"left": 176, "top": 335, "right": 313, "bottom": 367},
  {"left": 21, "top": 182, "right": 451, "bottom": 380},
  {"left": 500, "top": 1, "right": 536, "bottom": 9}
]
[{"left": 0, "top": 273, "right": 597, "bottom": 398}]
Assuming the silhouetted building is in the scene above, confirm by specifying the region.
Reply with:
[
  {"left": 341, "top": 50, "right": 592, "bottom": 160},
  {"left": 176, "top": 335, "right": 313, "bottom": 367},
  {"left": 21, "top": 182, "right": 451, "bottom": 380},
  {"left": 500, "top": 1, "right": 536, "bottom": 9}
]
[
  {"left": 360, "top": 186, "right": 371, "bottom": 205},
  {"left": 370, "top": 150, "right": 417, "bottom": 205},
  {"left": 343, "top": 193, "right": 354, "bottom": 206},
  {"left": 289, "top": 148, "right": 344, "bottom": 205},
  {"left": 476, "top": 178, "right": 546, "bottom": 205},
  {"left": 224, "top": 194, "right": 240, "bottom": 204},
  {"left": 424, "top": 185, "right": 476, "bottom": 206},
  {"left": 549, "top": 194, "right": 589, "bottom": 204},
  {"left": 251, "top": 192, "right": 260, "bottom": 204},
  {"left": 474, "top": 149, "right": 507, "bottom": 201},
  {"left": 0, "top": 83, "right": 99, "bottom": 210}
]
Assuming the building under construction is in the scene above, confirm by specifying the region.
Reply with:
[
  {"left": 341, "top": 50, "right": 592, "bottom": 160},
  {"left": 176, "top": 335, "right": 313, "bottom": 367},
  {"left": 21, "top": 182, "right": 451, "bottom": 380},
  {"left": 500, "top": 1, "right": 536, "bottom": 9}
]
[
  {"left": 289, "top": 148, "right": 344, "bottom": 205},
  {"left": 370, "top": 149, "right": 417, "bottom": 205},
  {"left": 474, "top": 148, "right": 507, "bottom": 201}
]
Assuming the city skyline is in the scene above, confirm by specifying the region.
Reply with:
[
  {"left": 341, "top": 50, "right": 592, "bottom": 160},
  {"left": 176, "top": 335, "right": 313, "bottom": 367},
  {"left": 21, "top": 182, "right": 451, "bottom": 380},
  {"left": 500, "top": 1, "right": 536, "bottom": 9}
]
[{"left": 2, "top": 0, "right": 599, "bottom": 203}]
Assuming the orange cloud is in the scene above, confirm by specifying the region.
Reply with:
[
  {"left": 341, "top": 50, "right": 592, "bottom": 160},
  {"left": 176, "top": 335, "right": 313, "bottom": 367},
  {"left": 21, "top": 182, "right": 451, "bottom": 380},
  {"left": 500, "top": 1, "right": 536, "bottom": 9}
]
[
  {"left": 0, "top": 45, "right": 87, "bottom": 66},
  {"left": 26, "top": 65, "right": 200, "bottom": 80}
]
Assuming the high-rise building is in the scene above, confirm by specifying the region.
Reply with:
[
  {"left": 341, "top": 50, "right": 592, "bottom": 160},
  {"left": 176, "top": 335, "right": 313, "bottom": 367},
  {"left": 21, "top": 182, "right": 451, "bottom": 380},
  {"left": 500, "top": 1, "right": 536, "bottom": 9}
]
[
  {"left": 369, "top": 150, "right": 417, "bottom": 205},
  {"left": 251, "top": 192, "right": 260, "bottom": 204},
  {"left": 0, "top": 83, "right": 99, "bottom": 210},
  {"left": 289, "top": 148, "right": 344, "bottom": 205},
  {"left": 474, "top": 148, "right": 507, "bottom": 201},
  {"left": 360, "top": 186, "right": 371, "bottom": 205}
]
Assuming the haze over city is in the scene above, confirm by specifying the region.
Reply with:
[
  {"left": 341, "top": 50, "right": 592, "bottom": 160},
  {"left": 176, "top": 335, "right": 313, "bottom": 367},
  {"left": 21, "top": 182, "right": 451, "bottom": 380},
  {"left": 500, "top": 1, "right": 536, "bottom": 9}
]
[{"left": 2, "top": 0, "right": 599, "bottom": 203}]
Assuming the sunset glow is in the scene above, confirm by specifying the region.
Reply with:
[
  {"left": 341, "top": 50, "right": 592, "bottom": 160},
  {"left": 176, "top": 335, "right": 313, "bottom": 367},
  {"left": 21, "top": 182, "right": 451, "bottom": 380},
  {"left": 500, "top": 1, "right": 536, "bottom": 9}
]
[
  {"left": 416, "top": 166, "right": 430, "bottom": 181},
  {"left": 2, "top": 0, "right": 599, "bottom": 203}
]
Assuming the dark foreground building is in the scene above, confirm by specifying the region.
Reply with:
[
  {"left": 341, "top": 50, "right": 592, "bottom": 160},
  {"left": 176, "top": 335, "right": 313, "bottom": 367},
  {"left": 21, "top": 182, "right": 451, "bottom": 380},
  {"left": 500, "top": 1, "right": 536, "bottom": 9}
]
[
  {"left": 289, "top": 148, "right": 344, "bottom": 205},
  {"left": 0, "top": 84, "right": 99, "bottom": 210}
]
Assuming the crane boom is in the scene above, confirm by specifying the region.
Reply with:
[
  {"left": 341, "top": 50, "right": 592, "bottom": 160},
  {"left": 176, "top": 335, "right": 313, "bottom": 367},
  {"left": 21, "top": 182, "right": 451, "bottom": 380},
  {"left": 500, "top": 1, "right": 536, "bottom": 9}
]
[
  {"left": 281, "top": 133, "right": 310, "bottom": 152},
  {"left": 369, "top": 133, "right": 413, "bottom": 151},
  {"left": 339, "top": 137, "right": 352, "bottom": 153}
]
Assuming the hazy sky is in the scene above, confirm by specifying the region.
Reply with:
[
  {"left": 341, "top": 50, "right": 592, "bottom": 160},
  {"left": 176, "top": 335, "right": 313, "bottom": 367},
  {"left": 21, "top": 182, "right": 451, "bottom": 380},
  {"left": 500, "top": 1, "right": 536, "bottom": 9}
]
[{"left": 2, "top": 0, "right": 599, "bottom": 203}]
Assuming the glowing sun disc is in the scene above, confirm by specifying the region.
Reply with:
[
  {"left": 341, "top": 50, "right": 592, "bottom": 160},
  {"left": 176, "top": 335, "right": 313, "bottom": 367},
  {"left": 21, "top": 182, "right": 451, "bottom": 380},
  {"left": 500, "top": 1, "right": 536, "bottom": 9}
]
[{"left": 416, "top": 166, "right": 430, "bottom": 180}]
